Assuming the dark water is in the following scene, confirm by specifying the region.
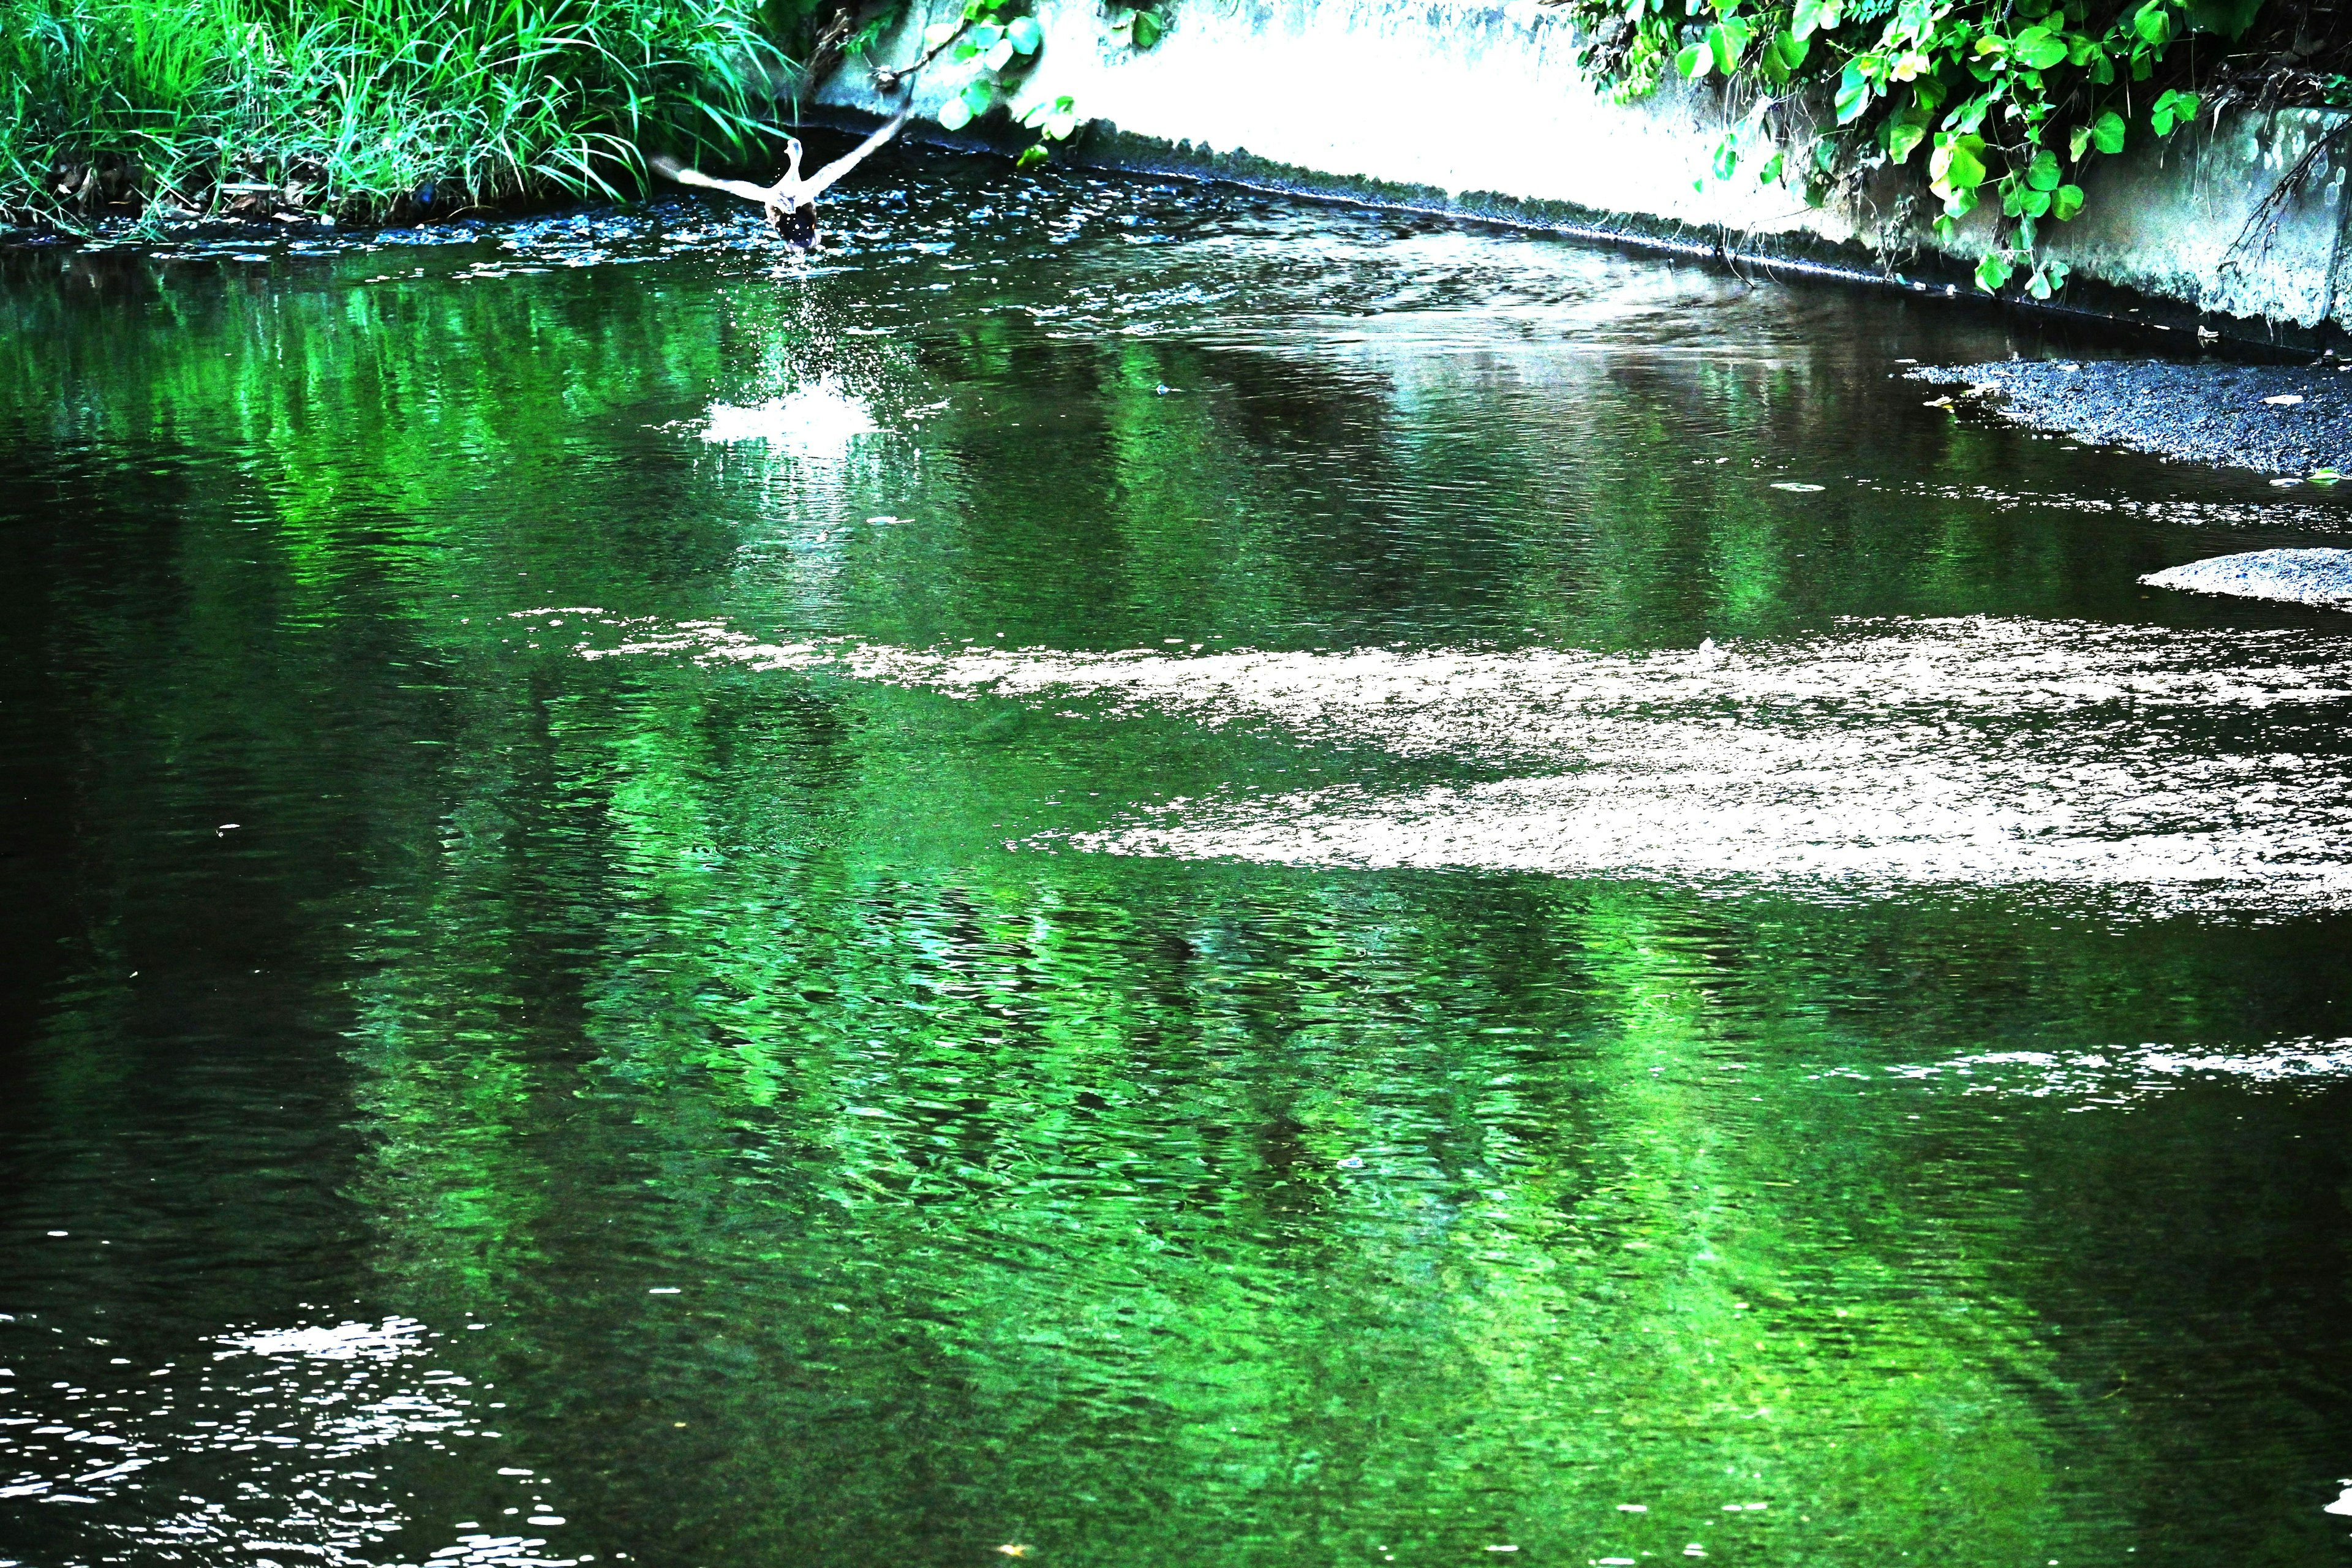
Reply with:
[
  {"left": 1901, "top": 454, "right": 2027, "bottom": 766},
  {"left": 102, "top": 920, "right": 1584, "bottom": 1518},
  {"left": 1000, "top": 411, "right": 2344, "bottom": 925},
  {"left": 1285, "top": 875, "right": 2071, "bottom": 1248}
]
[{"left": 6, "top": 153, "right": 2352, "bottom": 1568}]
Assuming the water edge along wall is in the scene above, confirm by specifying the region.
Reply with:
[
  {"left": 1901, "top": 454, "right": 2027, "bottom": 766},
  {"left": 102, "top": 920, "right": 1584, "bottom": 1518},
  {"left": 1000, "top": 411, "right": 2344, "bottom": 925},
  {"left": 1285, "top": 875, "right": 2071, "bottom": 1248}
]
[{"left": 813, "top": 0, "right": 2352, "bottom": 346}]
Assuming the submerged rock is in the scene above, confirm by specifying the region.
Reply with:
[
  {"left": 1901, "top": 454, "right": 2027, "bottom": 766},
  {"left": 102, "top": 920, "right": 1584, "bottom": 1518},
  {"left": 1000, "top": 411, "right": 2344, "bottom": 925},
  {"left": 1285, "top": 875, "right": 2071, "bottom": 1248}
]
[{"left": 2141, "top": 548, "right": 2352, "bottom": 609}]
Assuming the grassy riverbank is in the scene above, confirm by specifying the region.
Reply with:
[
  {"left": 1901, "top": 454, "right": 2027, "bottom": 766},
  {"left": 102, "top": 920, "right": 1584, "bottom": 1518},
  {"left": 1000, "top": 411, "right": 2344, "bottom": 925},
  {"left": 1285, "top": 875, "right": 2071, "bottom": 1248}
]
[{"left": 0, "top": 0, "right": 801, "bottom": 230}]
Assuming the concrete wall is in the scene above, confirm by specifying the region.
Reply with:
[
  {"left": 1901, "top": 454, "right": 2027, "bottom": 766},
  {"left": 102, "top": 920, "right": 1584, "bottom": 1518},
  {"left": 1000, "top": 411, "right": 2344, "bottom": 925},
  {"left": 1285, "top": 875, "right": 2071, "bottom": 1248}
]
[{"left": 815, "top": 0, "right": 2352, "bottom": 340}]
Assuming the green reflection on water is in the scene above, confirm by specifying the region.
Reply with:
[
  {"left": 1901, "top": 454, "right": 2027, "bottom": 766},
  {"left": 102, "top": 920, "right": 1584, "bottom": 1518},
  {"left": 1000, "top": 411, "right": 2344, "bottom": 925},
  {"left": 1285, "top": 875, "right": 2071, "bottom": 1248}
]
[{"left": 2, "top": 173, "right": 2350, "bottom": 1568}]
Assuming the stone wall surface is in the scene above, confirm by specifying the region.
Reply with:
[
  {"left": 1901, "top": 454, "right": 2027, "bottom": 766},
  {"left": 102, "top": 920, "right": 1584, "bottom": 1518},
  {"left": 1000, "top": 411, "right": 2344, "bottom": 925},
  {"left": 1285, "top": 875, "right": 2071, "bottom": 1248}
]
[{"left": 814, "top": 0, "right": 2352, "bottom": 337}]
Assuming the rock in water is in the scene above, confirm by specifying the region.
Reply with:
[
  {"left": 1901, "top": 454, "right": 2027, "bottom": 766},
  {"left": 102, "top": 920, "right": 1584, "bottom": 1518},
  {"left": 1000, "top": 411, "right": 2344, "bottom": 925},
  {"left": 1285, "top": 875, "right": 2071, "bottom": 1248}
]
[{"left": 2141, "top": 548, "right": 2352, "bottom": 610}]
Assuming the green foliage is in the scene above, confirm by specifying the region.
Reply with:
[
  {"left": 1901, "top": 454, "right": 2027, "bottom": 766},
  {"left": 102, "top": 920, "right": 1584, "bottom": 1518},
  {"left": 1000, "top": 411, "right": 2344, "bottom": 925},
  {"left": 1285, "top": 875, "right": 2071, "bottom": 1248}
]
[
  {"left": 0, "top": 0, "right": 792, "bottom": 230},
  {"left": 921, "top": 0, "right": 1155, "bottom": 168},
  {"left": 1569, "top": 0, "right": 2255, "bottom": 294},
  {"left": 918, "top": 0, "right": 1084, "bottom": 167}
]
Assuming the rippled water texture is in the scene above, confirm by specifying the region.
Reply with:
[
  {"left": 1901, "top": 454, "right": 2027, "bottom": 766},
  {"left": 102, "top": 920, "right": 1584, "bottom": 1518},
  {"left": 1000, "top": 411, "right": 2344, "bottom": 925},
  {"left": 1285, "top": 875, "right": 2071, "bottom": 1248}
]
[{"left": 6, "top": 151, "right": 2352, "bottom": 1568}]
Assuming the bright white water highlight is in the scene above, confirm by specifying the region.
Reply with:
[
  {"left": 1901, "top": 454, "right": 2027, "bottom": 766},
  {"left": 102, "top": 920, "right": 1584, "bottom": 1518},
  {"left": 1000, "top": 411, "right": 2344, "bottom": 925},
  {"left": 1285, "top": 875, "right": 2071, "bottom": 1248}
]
[
  {"left": 0, "top": 1316, "right": 578, "bottom": 1567},
  {"left": 558, "top": 612, "right": 2352, "bottom": 914},
  {"left": 696, "top": 379, "right": 880, "bottom": 453}
]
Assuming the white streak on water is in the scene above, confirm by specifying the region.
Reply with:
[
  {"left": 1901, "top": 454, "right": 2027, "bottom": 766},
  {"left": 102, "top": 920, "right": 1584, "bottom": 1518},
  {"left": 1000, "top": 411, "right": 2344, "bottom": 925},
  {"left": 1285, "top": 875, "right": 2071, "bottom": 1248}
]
[
  {"left": 1842, "top": 1038, "right": 2352, "bottom": 1109},
  {"left": 561, "top": 612, "right": 2352, "bottom": 913}
]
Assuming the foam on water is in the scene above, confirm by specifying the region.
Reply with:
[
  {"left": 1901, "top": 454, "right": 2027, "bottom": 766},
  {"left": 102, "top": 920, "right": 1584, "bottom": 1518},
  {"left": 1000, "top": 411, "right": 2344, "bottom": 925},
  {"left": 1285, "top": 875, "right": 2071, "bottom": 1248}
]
[{"left": 557, "top": 611, "right": 2352, "bottom": 914}]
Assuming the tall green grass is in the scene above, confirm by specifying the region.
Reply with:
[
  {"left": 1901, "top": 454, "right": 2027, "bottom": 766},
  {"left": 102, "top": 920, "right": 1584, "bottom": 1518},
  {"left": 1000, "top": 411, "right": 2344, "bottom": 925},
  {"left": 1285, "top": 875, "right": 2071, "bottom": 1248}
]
[{"left": 0, "top": 0, "right": 805, "bottom": 228}]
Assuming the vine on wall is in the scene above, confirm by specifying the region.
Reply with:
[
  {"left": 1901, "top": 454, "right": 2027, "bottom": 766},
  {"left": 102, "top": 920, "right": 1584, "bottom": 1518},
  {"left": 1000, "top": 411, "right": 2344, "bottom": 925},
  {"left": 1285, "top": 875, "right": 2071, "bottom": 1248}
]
[
  {"left": 834, "top": 0, "right": 1165, "bottom": 167},
  {"left": 1555, "top": 0, "right": 2265, "bottom": 292}
]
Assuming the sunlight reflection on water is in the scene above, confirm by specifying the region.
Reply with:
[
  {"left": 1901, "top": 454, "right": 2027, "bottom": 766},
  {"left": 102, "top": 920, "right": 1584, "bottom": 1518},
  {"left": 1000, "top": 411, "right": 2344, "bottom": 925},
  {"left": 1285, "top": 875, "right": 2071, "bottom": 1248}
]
[{"left": 0, "top": 1317, "right": 575, "bottom": 1567}]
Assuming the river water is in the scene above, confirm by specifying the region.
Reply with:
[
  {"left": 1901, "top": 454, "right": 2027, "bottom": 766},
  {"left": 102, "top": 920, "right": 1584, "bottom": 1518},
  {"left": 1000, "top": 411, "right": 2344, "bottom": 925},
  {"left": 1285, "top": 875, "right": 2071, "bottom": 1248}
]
[{"left": 5, "top": 152, "right": 2352, "bottom": 1568}]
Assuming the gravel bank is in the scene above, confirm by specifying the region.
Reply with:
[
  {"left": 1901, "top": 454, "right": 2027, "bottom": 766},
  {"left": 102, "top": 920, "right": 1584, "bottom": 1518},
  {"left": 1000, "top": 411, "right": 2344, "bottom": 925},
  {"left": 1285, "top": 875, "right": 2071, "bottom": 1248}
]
[
  {"left": 1909, "top": 358, "right": 2352, "bottom": 478},
  {"left": 2142, "top": 548, "right": 2352, "bottom": 609}
]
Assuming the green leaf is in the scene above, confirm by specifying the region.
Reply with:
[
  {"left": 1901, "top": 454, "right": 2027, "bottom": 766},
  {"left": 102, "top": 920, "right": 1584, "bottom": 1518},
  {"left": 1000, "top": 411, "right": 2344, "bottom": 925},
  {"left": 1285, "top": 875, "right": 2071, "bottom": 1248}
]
[
  {"left": 1678, "top": 39, "right": 1714, "bottom": 77},
  {"left": 1132, "top": 8, "right": 1163, "bottom": 46},
  {"left": 1758, "top": 28, "right": 1807, "bottom": 81},
  {"left": 2090, "top": 109, "right": 2127, "bottom": 153},
  {"left": 1758, "top": 149, "right": 1785, "bottom": 183},
  {"left": 1834, "top": 62, "right": 1873, "bottom": 121},
  {"left": 2020, "top": 186, "right": 2052, "bottom": 217},
  {"left": 969, "top": 22, "right": 1003, "bottom": 47},
  {"left": 1006, "top": 15, "right": 1042, "bottom": 51},
  {"left": 2026, "top": 265, "right": 2054, "bottom": 300},
  {"left": 1016, "top": 143, "right": 1049, "bottom": 167},
  {"left": 962, "top": 78, "right": 996, "bottom": 113},
  {"left": 2052, "top": 182, "right": 2084, "bottom": 219},
  {"left": 1930, "top": 133, "right": 1988, "bottom": 194},
  {"left": 2013, "top": 26, "right": 2069, "bottom": 66},
  {"left": 2068, "top": 123, "right": 2093, "bottom": 160},
  {"left": 2026, "top": 146, "right": 2061, "bottom": 190},
  {"left": 1711, "top": 134, "right": 1740, "bottom": 179},
  {"left": 1709, "top": 17, "right": 1752, "bottom": 69},
  {"left": 1888, "top": 121, "right": 1926, "bottom": 162},
  {"left": 2132, "top": 2, "right": 2173, "bottom": 47},
  {"left": 1975, "top": 251, "right": 2015, "bottom": 292},
  {"left": 2151, "top": 87, "right": 2200, "bottom": 134},
  {"left": 1791, "top": 0, "right": 1841, "bottom": 38},
  {"left": 937, "top": 97, "right": 973, "bottom": 130}
]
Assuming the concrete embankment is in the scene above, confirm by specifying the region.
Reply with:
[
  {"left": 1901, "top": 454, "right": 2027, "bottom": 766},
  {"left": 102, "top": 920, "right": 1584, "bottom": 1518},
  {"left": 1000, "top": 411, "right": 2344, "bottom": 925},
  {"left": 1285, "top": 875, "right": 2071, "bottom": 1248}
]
[{"left": 815, "top": 0, "right": 2352, "bottom": 345}]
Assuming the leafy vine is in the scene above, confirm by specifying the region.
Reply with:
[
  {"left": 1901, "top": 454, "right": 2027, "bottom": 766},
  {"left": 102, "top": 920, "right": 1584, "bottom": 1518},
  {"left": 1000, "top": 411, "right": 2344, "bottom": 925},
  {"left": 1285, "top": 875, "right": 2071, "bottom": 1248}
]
[
  {"left": 1558, "top": 0, "right": 2265, "bottom": 293},
  {"left": 833, "top": 0, "right": 1150, "bottom": 167}
]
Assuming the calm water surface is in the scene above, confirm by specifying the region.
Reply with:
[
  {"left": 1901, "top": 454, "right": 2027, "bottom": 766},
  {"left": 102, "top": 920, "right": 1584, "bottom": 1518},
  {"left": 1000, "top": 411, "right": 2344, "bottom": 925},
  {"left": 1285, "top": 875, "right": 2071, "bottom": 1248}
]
[{"left": 6, "top": 151, "right": 2352, "bottom": 1568}]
